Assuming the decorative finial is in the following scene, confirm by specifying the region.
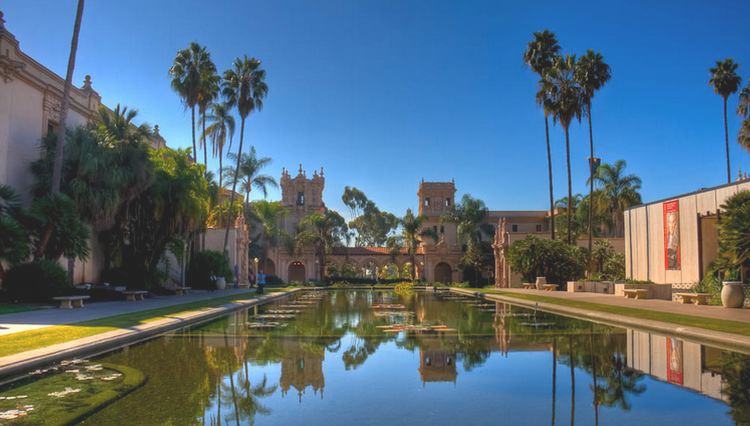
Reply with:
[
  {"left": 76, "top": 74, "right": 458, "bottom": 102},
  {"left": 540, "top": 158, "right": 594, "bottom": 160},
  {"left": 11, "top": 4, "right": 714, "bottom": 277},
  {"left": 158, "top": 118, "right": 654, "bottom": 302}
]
[
  {"left": 0, "top": 11, "right": 5, "bottom": 30},
  {"left": 298, "top": 163, "right": 303, "bottom": 174},
  {"left": 320, "top": 166, "right": 324, "bottom": 177},
  {"left": 153, "top": 124, "right": 160, "bottom": 135},
  {"left": 82, "top": 74, "right": 92, "bottom": 90}
]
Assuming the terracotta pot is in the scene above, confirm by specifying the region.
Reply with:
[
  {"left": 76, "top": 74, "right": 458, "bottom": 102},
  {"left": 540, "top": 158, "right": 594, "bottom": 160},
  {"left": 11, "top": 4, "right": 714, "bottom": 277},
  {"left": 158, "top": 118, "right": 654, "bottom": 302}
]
[{"left": 721, "top": 281, "right": 744, "bottom": 308}]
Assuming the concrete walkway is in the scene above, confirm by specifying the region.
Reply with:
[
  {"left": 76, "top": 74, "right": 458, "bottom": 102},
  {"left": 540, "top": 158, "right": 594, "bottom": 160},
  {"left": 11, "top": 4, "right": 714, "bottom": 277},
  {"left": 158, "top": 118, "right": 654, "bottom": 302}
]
[
  {"left": 0, "top": 289, "right": 259, "bottom": 336},
  {"left": 499, "top": 288, "right": 750, "bottom": 322}
]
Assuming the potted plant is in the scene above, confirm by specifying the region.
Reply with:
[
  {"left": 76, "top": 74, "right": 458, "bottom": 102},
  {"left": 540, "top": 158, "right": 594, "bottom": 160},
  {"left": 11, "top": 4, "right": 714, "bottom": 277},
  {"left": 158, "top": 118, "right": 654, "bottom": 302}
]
[{"left": 721, "top": 268, "right": 744, "bottom": 308}]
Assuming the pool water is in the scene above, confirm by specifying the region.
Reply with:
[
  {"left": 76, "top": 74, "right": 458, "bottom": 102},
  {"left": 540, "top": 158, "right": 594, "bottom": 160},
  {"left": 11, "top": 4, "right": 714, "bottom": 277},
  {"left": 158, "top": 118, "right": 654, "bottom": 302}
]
[{"left": 3, "top": 290, "right": 750, "bottom": 425}]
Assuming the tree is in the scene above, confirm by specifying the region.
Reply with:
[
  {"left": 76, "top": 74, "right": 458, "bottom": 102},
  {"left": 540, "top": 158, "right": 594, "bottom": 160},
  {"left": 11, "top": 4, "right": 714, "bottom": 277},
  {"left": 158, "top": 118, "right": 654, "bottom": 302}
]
[
  {"left": 708, "top": 58, "right": 742, "bottom": 183},
  {"left": 169, "top": 42, "right": 214, "bottom": 164},
  {"left": 223, "top": 148, "right": 276, "bottom": 205},
  {"left": 400, "top": 209, "right": 436, "bottom": 281},
  {"left": 442, "top": 194, "right": 494, "bottom": 285},
  {"left": 717, "top": 191, "right": 750, "bottom": 280},
  {"left": 297, "top": 210, "right": 348, "bottom": 282},
  {"left": 524, "top": 30, "right": 560, "bottom": 240},
  {"left": 247, "top": 200, "right": 286, "bottom": 274},
  {"left": 738, "top": 83, "right": 750, "bottom": 153},
  {"left": 590, "top": 160, "right": 642, "bottom": 237},
  {"left": 221, "top": 56, "right": 268, "bottom": 256},
  {"left": 507, "top": 235, "right": 587, "bottom": 286},
  {"left": 0, "top": 186, "right": 29, "bottom": 279},
  {"left": 575, "top": 49, "right": 611, "bottom": 256},
  {"left": 205, "top": 103, "right": 236, "bottom": 189},
  {"left": 51, "top": 0, "right": 85, "bottom": 194},
  {"left": 546, "top": 55, "right": 584, "bottom": 244},
  {"left": 197, "top": 61, "right": 220, "bottom": 167},
  {"left": 341, "top": 186, "right": 398, "bottom": 246}
]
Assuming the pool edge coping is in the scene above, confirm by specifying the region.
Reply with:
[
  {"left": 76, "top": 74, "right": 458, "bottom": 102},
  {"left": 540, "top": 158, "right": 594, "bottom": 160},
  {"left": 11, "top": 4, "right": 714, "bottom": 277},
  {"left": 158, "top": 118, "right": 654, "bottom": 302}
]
[{"left": 0, "top": 289, "right": 301, "bottom": 379}]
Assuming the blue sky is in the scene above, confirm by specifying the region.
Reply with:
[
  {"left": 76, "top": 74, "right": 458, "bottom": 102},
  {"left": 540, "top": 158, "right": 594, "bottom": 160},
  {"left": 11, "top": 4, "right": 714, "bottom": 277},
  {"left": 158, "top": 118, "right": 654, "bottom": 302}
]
[{"left": 5, "top": 0, "right": 750, "bottom": 218}]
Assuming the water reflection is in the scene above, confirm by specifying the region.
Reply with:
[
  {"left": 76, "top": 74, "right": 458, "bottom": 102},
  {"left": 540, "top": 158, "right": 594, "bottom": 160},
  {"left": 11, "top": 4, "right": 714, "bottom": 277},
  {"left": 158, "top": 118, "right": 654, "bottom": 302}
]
[{"left": 66, "top": 291, "right": 750, "bottom": 424}]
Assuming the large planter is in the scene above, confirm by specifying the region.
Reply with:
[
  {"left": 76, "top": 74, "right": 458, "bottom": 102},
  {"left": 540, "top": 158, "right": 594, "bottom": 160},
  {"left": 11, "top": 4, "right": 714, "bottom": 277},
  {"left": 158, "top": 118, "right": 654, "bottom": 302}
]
[
  {"left": 216, "top": 277, "right": 227, "bottom": 290},
  {"left": 721, "top": 281, "right": 745, "bottom": 308}
]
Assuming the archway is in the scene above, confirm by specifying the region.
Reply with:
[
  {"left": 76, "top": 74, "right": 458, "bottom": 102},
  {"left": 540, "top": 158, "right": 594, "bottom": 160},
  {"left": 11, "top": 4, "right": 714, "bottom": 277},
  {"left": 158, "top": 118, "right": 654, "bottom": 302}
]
[
  {"left": 434, "top": 262, "right": 453, "bottom": 284},
  {"left": 288, "top": 261, "right": 306, "bottom": 283},
  {"left": 263, "top": 259, "right": 276, "bottom": 276}
]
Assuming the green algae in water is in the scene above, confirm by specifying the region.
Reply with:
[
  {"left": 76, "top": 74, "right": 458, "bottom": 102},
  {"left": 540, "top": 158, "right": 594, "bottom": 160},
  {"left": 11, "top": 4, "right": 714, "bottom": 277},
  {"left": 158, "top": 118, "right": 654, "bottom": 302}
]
[{"left": 0, "top": 361, "right": 144, "bottom": 425}]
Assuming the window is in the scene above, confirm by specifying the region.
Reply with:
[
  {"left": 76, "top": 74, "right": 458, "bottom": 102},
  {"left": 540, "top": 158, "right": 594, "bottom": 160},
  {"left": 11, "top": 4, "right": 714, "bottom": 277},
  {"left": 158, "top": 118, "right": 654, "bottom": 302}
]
[
  {"left": 424, "top": 198, "right": 431, "bottom": 207},
  {"left": 536, "top": 224, "right": 542, "bottom": 232},
  {"left": 433, "top": 225, "right": 438, "bottom": 234},
  {"left": 296, "top": 192, "right": 305, "bottom": 206},
  {"left": 511, "top": 224, "right": 518, "bottom": 232},
  {"left": 445, "top": 198, "right": 451, "bottom": 207},
  {"left": 440, "top": 225, "right": 444, "bottom": 234},
  {"left": 46, "top": 120, "right": 58, "bottom": 136}
]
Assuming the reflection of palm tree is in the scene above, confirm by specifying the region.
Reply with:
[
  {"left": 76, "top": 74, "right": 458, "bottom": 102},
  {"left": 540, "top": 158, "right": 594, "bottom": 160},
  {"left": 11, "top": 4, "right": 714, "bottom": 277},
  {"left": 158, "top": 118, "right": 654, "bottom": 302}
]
[
  {"left": 551, "top": 337, "right": 557, "bottom": 426},
  {"left": 569, "top": 335, "right": 575, "bottom": 426},
  {"left": 237, "top": 364, "right": 277, "bottom": 422}
]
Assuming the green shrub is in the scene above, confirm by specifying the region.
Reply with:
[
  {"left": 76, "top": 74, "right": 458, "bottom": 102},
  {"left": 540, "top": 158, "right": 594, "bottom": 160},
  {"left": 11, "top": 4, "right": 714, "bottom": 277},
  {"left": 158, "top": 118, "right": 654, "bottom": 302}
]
[
  {"left": 186, "top": 251, "right": 233, "bottom": 290},
  {"left": 3, "top": 260, "right": 72, "bottom": 302},
  {"left": 507, "top": 236, "right": 587, "bottom": 286},
  {"left": 603, "top": 252, "right": 626, "bottom": 280},
  {"left": 718, "top": 191, "right": 750, "bottom": 280}
]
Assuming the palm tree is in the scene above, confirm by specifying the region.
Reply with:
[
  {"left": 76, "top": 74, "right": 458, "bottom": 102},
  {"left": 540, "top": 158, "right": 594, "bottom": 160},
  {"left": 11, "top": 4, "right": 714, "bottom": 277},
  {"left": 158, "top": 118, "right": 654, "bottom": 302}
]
[
  {"left": 400, "top": 209, "right": 436, "bottom": 281},
  {"left": 738, "top": 83, "right": 750, "bottom": 119},
  {"left": 221, "top": 56, "right": 268, "bottom": 255},
  {"left": 51, "top": 0, "right": 85, "bottom": 194},
  {"left": 222, "top": 149, "right": 277, "bottom": 205},
  {"left": 546, "top": 55, "right": 584, "bottom": 244},
  {"left": 739, "top": 118, "right": 750, "bottom": 153},
  {"left": 575, "top": 50, "right": 611, "bottom": 257},
  {"left": 205, "top": 103, "right": 236, "bottom": 189},
  {"left": 247, "top": 200, "right": 286, "bottom": 274},
  {"left": 590, "top": 160, "right": 642, "bottom": 237},
  {"left": 198, "top": 65, "right": 220, "bottom": 167},
  {"left": 708, "top": 59, "right": 742, "bottom": 183},
  {"left": 441, "top": 194, "right": 493, "bottom": 285},
  {"left": 524, "top": 30, "right": 560, "bottom": 240},
  {"left": 169, "top": 42, "right": 214, "bottom": 164},
  {"left": 297, "top": 210, "right": 348, "bottom": 281}
]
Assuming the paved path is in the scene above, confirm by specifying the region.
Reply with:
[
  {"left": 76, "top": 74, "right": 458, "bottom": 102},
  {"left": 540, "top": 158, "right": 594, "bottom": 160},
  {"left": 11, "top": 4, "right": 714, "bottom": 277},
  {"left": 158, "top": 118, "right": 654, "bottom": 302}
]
[
  {"left": 0, "top": 289, "right": 260, "bottom": 336},
  {"left": 498, "top": 288, "right": 750, "bottom": 322}
]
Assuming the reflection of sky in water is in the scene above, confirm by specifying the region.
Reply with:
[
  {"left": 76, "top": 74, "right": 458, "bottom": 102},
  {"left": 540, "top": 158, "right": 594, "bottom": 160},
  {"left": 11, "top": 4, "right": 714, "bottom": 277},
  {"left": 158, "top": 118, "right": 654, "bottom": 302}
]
[{"left": 62, "top": 291, "right": 748, "bottom": 424}]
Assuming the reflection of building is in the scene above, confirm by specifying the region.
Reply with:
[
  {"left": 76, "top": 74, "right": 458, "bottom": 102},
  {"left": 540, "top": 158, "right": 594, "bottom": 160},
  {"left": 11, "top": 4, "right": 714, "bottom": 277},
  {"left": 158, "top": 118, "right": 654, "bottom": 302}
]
[
  {"left": 268, "top": 169, "right": 551, "bottom": 283},
  {"left": 625, "top": 179, "right": 750, "bottom": 290},
  {"left": 279, "top": 340, "right": 325, "bottom": 402},
  {"left": 627, "top": 329, "right": 726, "bottom": 401},
  {"left": 418, "top": 338, "right": 457, "bottom": 384}
]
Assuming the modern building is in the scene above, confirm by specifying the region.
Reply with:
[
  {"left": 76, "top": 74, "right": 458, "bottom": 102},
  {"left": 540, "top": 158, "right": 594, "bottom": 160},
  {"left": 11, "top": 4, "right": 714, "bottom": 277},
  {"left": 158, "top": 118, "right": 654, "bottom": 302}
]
[
  {"left": 624, "top": 178, "right": 750, "bottom": 289},
  {"left": 266, "top": 164, "right": 552, "bottom": 283}
]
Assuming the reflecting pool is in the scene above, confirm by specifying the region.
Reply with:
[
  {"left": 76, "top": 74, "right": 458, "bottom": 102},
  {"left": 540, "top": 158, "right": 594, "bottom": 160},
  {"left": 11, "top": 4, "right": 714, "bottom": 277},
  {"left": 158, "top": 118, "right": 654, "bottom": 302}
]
[{"left": 2, "top": 290, "right": 750, "bottom": 425}]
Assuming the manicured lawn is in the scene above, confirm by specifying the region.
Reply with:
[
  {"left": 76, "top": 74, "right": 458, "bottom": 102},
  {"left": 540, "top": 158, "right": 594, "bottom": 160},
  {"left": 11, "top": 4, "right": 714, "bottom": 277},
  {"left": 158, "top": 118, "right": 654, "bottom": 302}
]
[
  {"left": 0, "top": 304, "right": 41, "bottom": 315},
  {"left": 0, "top": 289, "right": 293, "bottom": 359},
  {"left": 468, "top": 288, "right": 750, "bottom": 337}
]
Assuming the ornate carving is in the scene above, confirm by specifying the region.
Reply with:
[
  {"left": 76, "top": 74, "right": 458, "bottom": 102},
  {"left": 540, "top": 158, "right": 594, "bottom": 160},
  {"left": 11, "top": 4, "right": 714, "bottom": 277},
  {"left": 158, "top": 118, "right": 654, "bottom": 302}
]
[
  {"left": 0, "top": 50, "right": 25, "bottom": 83},
  {"left": 43, "top": 93, "right": 62, "bottom": 123}
]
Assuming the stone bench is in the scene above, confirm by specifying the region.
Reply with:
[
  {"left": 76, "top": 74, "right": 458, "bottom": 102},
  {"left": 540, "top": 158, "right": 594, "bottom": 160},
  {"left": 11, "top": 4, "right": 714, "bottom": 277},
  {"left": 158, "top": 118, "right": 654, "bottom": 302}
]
[
  {"left": 123, "top": 290, "right": 148, "bottom": 301},
  {"left": 675, "top": 292, "right": 711, "bottom": 305},
  {"left": 52, "top": 295, "right": 90, "bottom": 309},
  {"left": 623, "top": 289, "right": 648, "bottom": 299},
  {"left": 175, "top": 286, "right": 191, "bottom": 296},
  {"left": 541, "top": 284, "right": 559, "bottom": 291},
  {"left": 522, "top": 283, "right": 535, "bottom": 289}
]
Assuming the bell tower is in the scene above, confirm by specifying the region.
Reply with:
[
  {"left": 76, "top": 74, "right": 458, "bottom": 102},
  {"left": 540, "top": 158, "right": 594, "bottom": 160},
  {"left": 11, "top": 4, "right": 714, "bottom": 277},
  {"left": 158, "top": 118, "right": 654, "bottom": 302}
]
[{"left": 417, "top": 179, "right": 456, "bottom": 218}]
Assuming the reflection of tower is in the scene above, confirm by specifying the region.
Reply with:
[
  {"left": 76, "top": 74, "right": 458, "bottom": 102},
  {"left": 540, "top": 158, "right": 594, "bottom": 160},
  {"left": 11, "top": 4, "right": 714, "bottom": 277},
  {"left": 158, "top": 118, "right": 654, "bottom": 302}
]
[
  {"left": 494, "top": 302, "right": 511, "bottom": 355},
  {"left": 279, "top": 340, "right": 325, "bottom": 402},
  {"left": 418, "top": 338, "right": 457, "bottom": 384}
]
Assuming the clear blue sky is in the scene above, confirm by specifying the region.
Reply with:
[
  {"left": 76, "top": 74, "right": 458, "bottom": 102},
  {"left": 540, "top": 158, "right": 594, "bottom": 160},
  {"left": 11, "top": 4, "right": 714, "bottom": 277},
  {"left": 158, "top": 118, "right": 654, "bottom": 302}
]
[{"left": 5, "top": 0, "right": 750, "bottom": 218}]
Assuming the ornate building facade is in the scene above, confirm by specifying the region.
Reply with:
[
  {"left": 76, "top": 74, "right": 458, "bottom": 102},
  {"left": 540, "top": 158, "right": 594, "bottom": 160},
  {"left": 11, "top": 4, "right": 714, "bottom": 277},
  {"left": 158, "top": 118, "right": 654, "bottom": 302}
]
[{"left": 265, "top": 165, "right": 551, "bottom": 284}]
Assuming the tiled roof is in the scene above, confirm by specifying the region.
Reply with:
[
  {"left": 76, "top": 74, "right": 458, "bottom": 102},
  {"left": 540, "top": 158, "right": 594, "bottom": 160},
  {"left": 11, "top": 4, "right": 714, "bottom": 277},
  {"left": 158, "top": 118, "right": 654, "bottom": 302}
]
[{"left": 331, "top": 246, "right": 423, "bottom": 256}]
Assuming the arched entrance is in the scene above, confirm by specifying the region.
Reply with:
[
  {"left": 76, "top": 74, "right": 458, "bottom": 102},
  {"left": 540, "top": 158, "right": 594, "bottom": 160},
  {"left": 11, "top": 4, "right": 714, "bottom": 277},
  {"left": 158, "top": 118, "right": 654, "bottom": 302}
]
[
  {"left": 288, "top": 261, "right": 306, "bottom": 283},
  {"left": 434, "top": 262, "right": 453, "bottom": 284},
  {"left": 263, "top": 259, "right": 276, "bottom": 275}
]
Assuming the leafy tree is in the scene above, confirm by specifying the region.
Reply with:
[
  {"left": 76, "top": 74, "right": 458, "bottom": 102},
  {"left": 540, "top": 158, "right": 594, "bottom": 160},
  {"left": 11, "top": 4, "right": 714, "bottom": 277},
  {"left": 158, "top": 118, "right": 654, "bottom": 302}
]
[
  {"left": 575, "top": 49, "right": 611, "bottom": 255},
  {"left": 546, "top": 55, "right": 584, "bottom": 244},
  {"left": 717, "top": 190, "right": 750, "bottom": 280},
  {"left": 524, "top": 29, "right": 561, "bottom": 240},
  {"left": 246, "top": 200, "right": 286, "bottom": 274},
  {"left": 507, "top": 235, "right": 587, "bottom": 286},
  {"left": 221, "top": 56, "right": 268, "bottom": 256},
  {"left": 27, "top": 193, "right": 90, "bottom": 262},
  {"left": 554, "top": 194, "right": 584, "bottom": 243},
  {"left": 205, "top": 103, "right": 236, "bottom": 189},
  {"left": 223, "top": 148, "right": 277, "bottom": 205},
  {"left": 708, "top": 58, "right": 742, "bottom": 183},
  {"left": 442, "top": 194, "right": 494, "bottom": 285},
  {"left": 170, "top": 42, "right": 215, "bottom": 164},
  {"left": 590, "top": 160, "right": 642, "bottom": 237},
  {"left": 0, "top": 186, "right": 29, "bottom": 279},
  {"left": 341, "top": 186, "right": 398, "bottom": 246},
  {"left": 738, "top": 83, "right": 750, "bottom": 153},
  {"left": 297, "top": 210, "right": 348, "bottom": 281}
]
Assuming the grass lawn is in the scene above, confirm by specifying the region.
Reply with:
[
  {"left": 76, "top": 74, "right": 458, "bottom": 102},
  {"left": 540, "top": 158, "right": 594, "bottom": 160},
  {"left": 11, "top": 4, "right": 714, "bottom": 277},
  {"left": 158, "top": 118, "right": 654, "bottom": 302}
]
[
  {"left": 469, "top": 288, "right": 750, "bottom": 337},
  {"left": 0, "top": 304, "right": 41, "bottom": 315},
  {"left": 0, "top": 289, "right": 294, "bottom": 359}
]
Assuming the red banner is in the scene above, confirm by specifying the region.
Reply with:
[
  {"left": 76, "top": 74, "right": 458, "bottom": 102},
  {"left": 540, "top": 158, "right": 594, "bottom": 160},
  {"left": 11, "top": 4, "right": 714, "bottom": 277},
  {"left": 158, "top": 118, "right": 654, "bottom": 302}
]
[
  {"left": 663, "top": 200, "right": 681, "bottom": 270},
  {"left": 666, "top": 337, "right": 684, "bottom": 385}
]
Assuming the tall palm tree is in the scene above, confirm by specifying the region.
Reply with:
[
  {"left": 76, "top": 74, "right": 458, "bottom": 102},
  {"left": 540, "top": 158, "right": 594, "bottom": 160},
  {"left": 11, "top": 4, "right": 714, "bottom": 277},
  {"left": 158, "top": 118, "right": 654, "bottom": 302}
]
[
  {"left": 205, "top": 103, "right": 236, "bottom": 189},
  {"left": 247, "top": 200, "right": 286, "bottom": 274},
  {"left": 575, "top": 50, "right": 611, "bottom": 257},
  {"left": 524, "top": 30, "right": 560, "bottom": 240},
  {"left": 590, "top": 160, "right": 642, "bottom": 237},
  {"left": 547, "top": 55, "right": 584, "bottom": 244},
  {"left": 708, "top": 59, "right": 742, "bottom": 183},
  {"left": 51, "top": 0, "right": 85, "bottom": 194},
  {"left": 739, "top": 118, "right": 750, "bottom": 153},
  {"left": 198, "top": 65, "right": 220, "bottom": 167},
  {"left": 400, "top": 209, "right": 436, "bottom": 281},
  {"left": 738, "top": 83, "right": 750, "bottom": 153},
  {"left": 169, "top": 42, "right": 213, "bottom": 164},
  {"left": 221, "top": 56, "right": 268, "bottom": 255},
  {"left": 441, "top": 194, "right": 493, "bottom": 285},
  {"left": 297, "top": 210, "right": 348, "bottom": 282},
  {"left": 222, "top": 149, "right": 277, "bottom": 205}
]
